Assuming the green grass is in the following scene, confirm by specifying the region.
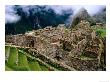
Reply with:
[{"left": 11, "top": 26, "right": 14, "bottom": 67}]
[
  {"left": 5, "top": 65, "right": 13, "bottom": 71},
  {"left": 95, "top": 28, "right": 106, "bottom": 38},
  {"left": 7, "top": 47, "right": 18, "bottom": 66},
  {"left": 28, "top": 62, "right": 42, "bottom": 71},
  {"left": 5, "top": 46, "right": 10, "bottom": 56},
  {"left": 92, "top": 27, "right": 106, "bottom": 38},
  {"left": 5, "top": 46, "right": 10, "bottom": 61},
  {"left": 18, "top": 50, "right": 30, "bottom": 70},
  {"left": 12, "top": 66, "right": 30, "bottom": 71},
  {"left": 40, "top": 65, "right": 49, "bottom": 71}
]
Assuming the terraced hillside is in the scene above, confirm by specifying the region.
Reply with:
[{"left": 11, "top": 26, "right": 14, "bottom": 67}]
[
  {"left": 5, "top": 20, "right": 106, "bottom": 71},
  {"left": 5, "top": 45, "right": 62, "bottom": 71}
]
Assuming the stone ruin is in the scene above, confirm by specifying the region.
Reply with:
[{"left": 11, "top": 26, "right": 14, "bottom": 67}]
[{"left": 5, "top": 20, "right": 106, "bottom": 71}]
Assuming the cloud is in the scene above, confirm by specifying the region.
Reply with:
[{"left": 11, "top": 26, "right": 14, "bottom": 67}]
[
  {"left": 5, "top": 5, "right": 105, "bottom": 24},
  {"left": 73, "top": 5, "right": 105, "bottom": 15},
  {"left": 48, "top": 5, "right": 105, "bottom": 15},
  {"left": 5, "top": 5, "right": 20, "bottom": 24}
]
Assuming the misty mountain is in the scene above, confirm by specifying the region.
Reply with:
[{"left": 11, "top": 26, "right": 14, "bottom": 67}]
[
  {"left": 5, "top": 5, "right": 106, "bottom": 35},
  {"left": 93, "top": 7, "right": 106, "bottom": 24},
  {"left": 70, "top": 8, "right": 96, "bottom": 28},
  {"left": 5, "top": 5, "right": 73, "bottom": 35}
]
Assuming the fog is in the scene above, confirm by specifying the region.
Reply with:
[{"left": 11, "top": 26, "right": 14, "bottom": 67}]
[{"left": 5, "top": 5, "right": 105, "bottom": 24}]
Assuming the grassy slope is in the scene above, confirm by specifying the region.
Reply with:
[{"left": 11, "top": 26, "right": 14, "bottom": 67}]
[
  {"left": 18, "top": 51, "right": 30, "bottom": 70},
  {"left": 5, "top": 65, "right": 14, "bottom": 71},
  {"left": 5, "top": 46, "right": 10, "bottom": 57},
  {"left": 7, "top": 47, "right": 18, "bottom": 66},
  {"left": 28, "top": 62, "right": 42, "bottom": 71},
  {"left": 5, "top": 46, "right": 54, "bottom": 71}
]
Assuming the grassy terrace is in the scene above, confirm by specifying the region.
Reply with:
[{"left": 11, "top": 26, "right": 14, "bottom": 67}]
[{"left": 5, "top": 45, "right": 55, "bottom": 71}]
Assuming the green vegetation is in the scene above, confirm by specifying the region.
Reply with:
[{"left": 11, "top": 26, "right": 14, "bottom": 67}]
[
  {"left": 5, "top": 45, "right": 61, "bottom": 71},
  {"left": 28, "top": 62, "right": 42, "bottom": 71},
  {"left": 7, "top": 47, "right": 18, "bottom": 66},
  {"left": 5, "top": 46, "right": 10, "bottom": 56},
  {"left": 18, "top": 51, "right": 29, "bottom": 69},
  {"left": 5, "top": 65, "right": 13, "bottom": 71},
  {"left": 40, "top": 65, "right": 49, "bottom": 71},
  {"left": 95, "top": 28, "right": 106, "bottom": 38}
]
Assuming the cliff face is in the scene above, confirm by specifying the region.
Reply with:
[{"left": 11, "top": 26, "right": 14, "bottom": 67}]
[{"left": 5, "top": 20, "right": 106, "bottom": 71}]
